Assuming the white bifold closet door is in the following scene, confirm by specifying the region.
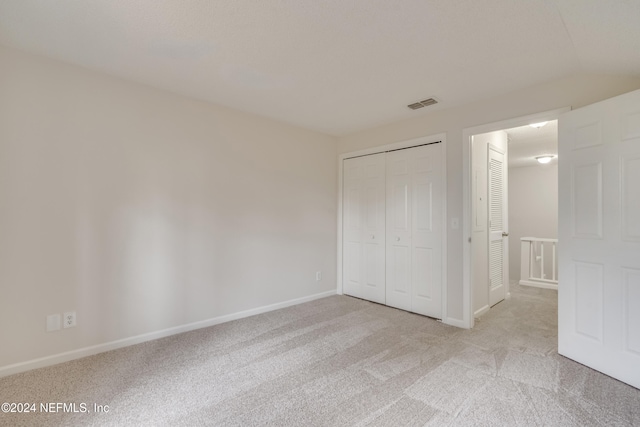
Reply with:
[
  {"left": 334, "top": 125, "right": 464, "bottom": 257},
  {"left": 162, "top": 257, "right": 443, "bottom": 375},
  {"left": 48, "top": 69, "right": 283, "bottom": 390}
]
[
  {"left": 342, "top": 143, "right": 442, "bottom": 319},
  {"left": 386, "top": 144, "right": 442, "bottom": 318},
  {"left": 343, "top": 153, "right": 386, "bottom": 304}
]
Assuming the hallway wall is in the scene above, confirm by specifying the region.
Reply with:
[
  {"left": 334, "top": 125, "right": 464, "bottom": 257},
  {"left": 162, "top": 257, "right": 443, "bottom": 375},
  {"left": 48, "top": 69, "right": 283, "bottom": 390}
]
[{"left": 508, "top": 164, "right": 558, "bottom": 281}]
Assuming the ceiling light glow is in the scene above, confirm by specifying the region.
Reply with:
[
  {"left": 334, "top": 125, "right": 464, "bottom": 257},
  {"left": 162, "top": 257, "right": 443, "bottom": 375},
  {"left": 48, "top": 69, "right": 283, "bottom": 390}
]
[
  {"left": 529, "top": 122, "right": 548, "bottom": 129},
  {"left": 535, "top": 155, "right": 554, "bottom": 164}
]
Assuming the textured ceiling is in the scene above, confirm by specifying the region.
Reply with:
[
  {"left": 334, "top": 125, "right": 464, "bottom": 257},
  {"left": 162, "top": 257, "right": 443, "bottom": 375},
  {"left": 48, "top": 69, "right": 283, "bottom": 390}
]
[{"left": 1, "top": 1, "right": 639, "bottom": 136}]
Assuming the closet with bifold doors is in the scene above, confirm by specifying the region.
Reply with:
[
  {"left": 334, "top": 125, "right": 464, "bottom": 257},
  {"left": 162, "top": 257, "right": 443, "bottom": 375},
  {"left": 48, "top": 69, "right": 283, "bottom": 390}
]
[{"left": 342, "top": 142, "right": 443, "bottom": 319}]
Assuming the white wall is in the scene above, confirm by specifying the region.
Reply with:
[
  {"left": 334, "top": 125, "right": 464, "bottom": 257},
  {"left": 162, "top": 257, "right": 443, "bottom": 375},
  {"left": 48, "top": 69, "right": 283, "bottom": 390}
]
[
  {"left": 508, "top": 164, "right": 558, "bottom": 281},
  {"left": 338, "top": 73, "right": 640, "bottom": 324},
  {"left": 0, "top": 45, "right": 338, "bottom": 371}
]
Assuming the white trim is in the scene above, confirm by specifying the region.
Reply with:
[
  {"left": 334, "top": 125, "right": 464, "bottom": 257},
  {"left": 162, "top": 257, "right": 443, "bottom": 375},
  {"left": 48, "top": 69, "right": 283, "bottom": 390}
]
[
  {"left": 441, "top": 136, "right": 449, "bottom": 326},
  {"left": 462, "top": 107, "right": 569, "bottom": 329},
  {"left": 340, "top": 135, "right": 443, "bottom": 160},
  {"left": 441, "top": 316, "right": 467, "bottom": 329},
  {"left": 337, "top": 155, "right": 344, "bottom": 295},
  {"left": 520, "top": 280, "right": 558, "bottom": 290},
  {"left": 474, "top": 305, "right": 490, "bottom": 318},
  {"left": 336, "top": 133, "right": 449, "bottom": 321},
  {"left": 521, "top": 237, "right": 558, "bottom": 243},
  {"left": 0, "top": 290, "right": 336, "bottom": 378}
]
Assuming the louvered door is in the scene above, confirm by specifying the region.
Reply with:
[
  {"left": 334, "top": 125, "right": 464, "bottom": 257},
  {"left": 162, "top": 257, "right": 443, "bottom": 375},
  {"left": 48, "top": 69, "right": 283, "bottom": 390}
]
[{"left": 488, "top": 145, "right": 507, "bottom": 306}]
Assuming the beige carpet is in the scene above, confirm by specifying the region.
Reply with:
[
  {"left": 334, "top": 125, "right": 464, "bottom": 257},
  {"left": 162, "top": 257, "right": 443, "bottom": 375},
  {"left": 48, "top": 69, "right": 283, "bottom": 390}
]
[{"left": 1, "top": 285, "right": 639, "bottom": 426}]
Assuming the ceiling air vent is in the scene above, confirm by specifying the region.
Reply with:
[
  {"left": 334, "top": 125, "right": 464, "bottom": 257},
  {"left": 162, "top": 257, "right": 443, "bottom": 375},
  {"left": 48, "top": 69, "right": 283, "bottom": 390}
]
[{"left": 407, "top": 97, "right": 438, "bottom": 110}]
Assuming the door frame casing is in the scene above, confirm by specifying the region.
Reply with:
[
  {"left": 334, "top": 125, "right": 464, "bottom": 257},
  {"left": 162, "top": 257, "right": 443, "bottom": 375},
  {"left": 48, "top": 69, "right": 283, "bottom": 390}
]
[
  {"left": 337, "top": 133, "right": 449, "bottom": 322},
  {"left": 462, "top": 108, "right": 569, "bottom": 328}
]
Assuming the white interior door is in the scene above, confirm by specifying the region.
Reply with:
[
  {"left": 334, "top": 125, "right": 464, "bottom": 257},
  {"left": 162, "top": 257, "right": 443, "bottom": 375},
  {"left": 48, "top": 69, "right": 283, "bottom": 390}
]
[
  {"left": 558, "top": 88, "right": 640, "bottom": 389},
  {"left": 488, "top": 145, "right": 508, "bottom": 306},
  {"left": 386, "top": 144, "right": 442, "bottom": 318},
  {"left": 342, "top": 154, "right": 386, "bottom": 303}
]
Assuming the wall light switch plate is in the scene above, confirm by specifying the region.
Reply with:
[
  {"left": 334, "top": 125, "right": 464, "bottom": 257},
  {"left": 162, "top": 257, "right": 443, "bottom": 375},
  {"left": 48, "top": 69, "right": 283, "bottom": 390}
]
[{"left": 47, "top": 314, "right": 61, "bottom": 332}]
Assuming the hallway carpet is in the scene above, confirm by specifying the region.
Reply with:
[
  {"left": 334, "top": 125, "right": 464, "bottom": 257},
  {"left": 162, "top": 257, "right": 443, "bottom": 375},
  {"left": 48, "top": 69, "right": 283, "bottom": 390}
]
[{"left": 1, "top": 285, "right": 639, "bottom": 426}]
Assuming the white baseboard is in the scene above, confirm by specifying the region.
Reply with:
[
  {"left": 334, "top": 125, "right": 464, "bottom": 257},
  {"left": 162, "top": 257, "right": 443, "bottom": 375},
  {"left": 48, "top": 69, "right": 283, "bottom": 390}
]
[
  {"left": 474, "top": 305, "right": 490, "bottom": 318},
  {"left": 0, "top": 290, "right": 336, "bottom": 378},
  {"left": 519, "top": 279, "right": 558, "bottom": 290},
  {"left": 442, "top": 316, "right": 469, "bottom": 329}
]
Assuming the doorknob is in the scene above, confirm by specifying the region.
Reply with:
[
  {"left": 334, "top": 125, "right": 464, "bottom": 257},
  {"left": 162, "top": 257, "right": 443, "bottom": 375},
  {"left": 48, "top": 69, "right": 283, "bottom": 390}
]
[{"left": 502, "top": 232, "right": 509, "bottom": 237}]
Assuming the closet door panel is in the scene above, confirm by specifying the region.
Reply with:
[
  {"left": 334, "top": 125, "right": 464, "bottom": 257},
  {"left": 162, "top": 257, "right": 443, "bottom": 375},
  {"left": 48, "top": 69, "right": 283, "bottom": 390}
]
[
  {"left": 411, "top": 144, "right": 442, "bottom": 317},
  {"left": 413, "top": 248, "right": 434, "bottom": 297},
  {"left": 343, "top": 158, "right": 363, "bottom": 298},
  {"left": 386, "top": 152, "right": 412, "bottom": 311},
  {"left": 361, "top": 154, "right": 386, "bottom": 304},
  {"left": 342, "top": 153, "right": 386, "bottom": 303}
]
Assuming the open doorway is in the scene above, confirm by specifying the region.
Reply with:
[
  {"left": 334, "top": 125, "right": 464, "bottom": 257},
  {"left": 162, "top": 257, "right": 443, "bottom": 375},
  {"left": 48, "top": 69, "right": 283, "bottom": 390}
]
[
  {"left": 462, "top": 92, "right": 640, "bottom": 386},
  {"left": 462, "top": 108, "right": 568, "bottom": 328},
  {"left": 470, "top": 121, "right": 558, "bottom": 318},
  {"left": 507, "top": 121, "right": 558, "bottom": 292}
]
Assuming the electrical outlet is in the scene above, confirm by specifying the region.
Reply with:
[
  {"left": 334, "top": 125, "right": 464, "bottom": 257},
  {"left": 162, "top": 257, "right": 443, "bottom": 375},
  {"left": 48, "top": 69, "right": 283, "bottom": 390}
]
[
  {"left": 316, "top": 271, "right": 322, "bottom": 281},
  {"left": 63, "top": 311, "right": 76, "bottom": 328},
  {"left": 46, "top": 314, "right": 61, "bottom": 332}
]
